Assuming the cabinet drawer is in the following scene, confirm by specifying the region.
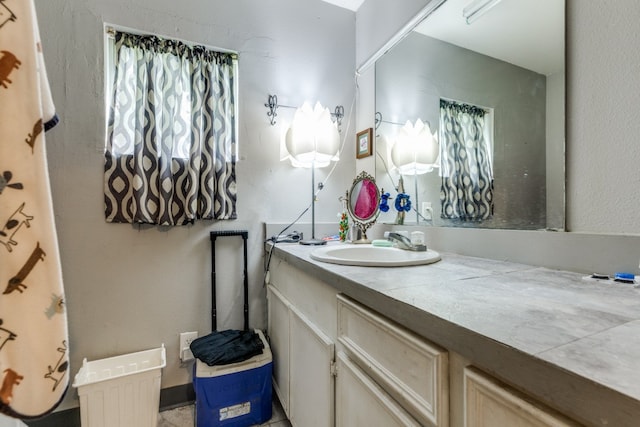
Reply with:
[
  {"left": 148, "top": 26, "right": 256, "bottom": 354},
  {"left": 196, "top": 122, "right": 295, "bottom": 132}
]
[
  {"left": 337, "top": 295, "right": 448, "bottom": 427},
  {"left": 464, "top": 367, "right": 580, "bottom": 427},
  {"left": 336, "top": 351, "right": 420, "bottom": 427}
]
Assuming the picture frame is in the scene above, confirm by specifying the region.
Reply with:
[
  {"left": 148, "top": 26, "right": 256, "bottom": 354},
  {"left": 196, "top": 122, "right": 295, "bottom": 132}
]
[{"left": 356, "top": 128, "right": 373, "bottom": 159}]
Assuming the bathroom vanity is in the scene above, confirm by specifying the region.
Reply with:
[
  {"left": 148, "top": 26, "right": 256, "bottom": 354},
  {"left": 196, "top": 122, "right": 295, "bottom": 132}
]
[{"left": 266, "top": 242, "right": 640, "bottom": 427}]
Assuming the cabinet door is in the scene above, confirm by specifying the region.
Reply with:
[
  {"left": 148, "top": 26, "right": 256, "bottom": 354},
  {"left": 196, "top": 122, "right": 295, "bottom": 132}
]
[
  {"left": 289, "top": 305, "right": 335, "bottom": 427},
  {"left": 464, "top": 367, "right": 580, "bottom": 427},
  {"left": 266, "top": 285, "right": 291, "bottom": 415},
  {"left": 336, "top": 352, "right": 421, "bottom": 427}
]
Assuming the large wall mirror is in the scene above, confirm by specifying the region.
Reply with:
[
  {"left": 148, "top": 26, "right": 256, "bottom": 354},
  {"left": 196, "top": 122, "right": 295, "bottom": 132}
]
[{"left": 374, "top": 0, "right": 565, "bottom": 230}]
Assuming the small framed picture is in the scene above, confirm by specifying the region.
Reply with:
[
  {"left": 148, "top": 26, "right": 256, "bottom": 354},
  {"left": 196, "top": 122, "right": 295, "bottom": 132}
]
[{"left": 356, "top": 128, "right": 373, "bottom": 159}]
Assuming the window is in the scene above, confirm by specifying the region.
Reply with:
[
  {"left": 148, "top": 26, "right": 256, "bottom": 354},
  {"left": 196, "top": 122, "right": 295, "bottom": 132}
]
[{"left": 104, "top": 29, "right": 238, "bottom": 225}]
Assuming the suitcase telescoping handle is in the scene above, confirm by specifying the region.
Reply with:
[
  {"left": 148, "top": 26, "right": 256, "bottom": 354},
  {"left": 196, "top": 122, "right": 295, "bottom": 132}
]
[{"left": 210, "top": 230, "right": 249, "bottom": 331}]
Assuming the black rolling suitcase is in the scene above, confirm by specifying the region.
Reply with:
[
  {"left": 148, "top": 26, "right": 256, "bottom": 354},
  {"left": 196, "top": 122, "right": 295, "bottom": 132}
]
[{"left": 191, "top": 230, "right": 273, "bottom": 427}]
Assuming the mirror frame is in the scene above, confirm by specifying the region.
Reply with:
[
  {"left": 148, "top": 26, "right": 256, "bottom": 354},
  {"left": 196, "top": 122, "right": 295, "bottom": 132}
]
[
  {"left": 356, "top": 0, "right": 447, "bottom": 76},
  {"left": 347, "top": 171, "right": 380, "bottom": 243}
]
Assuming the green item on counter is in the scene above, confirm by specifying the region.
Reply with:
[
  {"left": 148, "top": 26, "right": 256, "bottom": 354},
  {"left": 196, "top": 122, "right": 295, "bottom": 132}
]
[{"left": 371, "top": 239, "right": 393, "bottom": 247}]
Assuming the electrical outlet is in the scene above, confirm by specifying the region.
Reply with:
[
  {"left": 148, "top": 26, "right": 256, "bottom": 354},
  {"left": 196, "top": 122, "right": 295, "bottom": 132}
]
[
  {"left": 421, "top": 202, "right": 433, "bottom": 221},
  {"left": 179, "top": 331, "right": 198, "bottom": 362}
]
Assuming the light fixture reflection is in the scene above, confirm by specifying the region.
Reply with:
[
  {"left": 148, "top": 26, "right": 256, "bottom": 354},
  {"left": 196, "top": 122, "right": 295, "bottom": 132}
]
[{"left": 391, "top": 119, "right": 439, "bottom": 175}]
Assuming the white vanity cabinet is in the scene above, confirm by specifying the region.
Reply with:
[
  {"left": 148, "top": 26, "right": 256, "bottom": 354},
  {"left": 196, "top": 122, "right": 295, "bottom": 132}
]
[
  {"left": 266, "top": 258, "right": 338, "bottom": 427},
  {"left": 267, "top": 256, "right": 450, "bottom": 427},
  {"left": 265, "top": 243, "right": 635, "bottom": 426},
  {"left": 266, "top": 251, "right": 586, "bottom": 427}
]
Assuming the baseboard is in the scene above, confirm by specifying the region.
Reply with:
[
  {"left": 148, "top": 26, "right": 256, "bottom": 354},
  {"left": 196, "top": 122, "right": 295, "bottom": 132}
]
[
  {"left": 159, "top": 382, "right": 196, "bottom": 410},
  {"left": 23, "top": 384, "right": 195, "bottom": 427},
  {"left": 23, "top": 408, "right": 79, "bottom": 427}
]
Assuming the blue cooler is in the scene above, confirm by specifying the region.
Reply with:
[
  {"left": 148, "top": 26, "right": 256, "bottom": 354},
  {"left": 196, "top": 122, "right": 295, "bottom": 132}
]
[{"left": 193, "top": 329, "right": 272, "bottom": 427}]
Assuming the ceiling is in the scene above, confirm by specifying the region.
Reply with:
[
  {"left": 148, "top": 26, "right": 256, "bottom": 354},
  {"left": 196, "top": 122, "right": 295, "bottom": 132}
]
[
  {"left": 319, "top": 0, "right": 364, "bottom": 11},
  {"left": 321, "top": 0, "right": 564, "bottom": 76},
  {"left": 416, "top": 0, "right": 564, "bottom": 76}
]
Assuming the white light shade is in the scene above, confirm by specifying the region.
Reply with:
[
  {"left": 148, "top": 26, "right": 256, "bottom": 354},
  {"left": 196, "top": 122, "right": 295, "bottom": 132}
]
[
  {"left": 391, "top": 119, "right": 439, "bottom": 175},
  {"left": 283, "top": 102, "right": 340, "bottom": 168}
]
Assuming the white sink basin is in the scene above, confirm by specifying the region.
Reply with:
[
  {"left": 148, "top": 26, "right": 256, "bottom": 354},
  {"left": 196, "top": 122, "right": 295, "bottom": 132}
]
[{"left": 310, "top": 244, "right": 441, "bottom": 267}]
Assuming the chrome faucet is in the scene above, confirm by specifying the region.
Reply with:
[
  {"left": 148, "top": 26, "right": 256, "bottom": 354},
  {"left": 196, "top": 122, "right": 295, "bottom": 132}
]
[{"left": 386, "top": 232, "right": 427, "bottom": 252}]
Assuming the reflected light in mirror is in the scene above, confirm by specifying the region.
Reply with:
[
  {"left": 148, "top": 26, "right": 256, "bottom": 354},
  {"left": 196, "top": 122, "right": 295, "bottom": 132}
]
[{"left": 390, "top": 119, "right": 439, "bottom": 175}]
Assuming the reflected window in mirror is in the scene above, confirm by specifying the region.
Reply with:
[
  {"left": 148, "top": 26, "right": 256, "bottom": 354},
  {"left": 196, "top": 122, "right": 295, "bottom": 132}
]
[{"left": 439, "top": 99, "right": 494, "bottom": 221}]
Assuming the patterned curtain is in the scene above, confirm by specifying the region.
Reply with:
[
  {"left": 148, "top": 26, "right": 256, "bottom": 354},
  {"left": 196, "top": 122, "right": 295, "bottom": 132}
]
[
  {"left": 439, "top": 99, "right": 493, "bottom": 221},
  {"left": 104, "top": 32, "right": 237, "bottom": 225}
]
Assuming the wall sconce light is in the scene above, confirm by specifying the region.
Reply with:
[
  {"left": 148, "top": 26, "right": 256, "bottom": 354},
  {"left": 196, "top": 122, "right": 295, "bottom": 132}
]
[
  {"left": 265, "top": 94, "right": 344, "bottom": 131},
  {"left": 281, "top": 101, "right": 341, "bottom": 245},
  {"left": 462, "top": 0, "right": 503, "bottom": 24}
]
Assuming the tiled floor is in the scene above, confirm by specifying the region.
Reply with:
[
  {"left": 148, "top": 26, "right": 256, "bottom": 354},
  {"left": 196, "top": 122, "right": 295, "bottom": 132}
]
[{"left": 157, "top": 397, "right": 291, "bottom": 427}]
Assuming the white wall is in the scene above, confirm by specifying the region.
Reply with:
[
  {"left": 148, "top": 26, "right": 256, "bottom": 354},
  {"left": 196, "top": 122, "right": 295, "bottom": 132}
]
[
  {"left": 36, "top": 0, "right": 355, "bottom": 411},
  {"left": 565, "top": 0, "right": 640, "bottom": 233}
]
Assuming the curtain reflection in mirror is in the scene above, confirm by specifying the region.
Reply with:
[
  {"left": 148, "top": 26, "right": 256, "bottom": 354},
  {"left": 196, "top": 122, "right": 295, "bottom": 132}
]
[{"left": 439, "top": 99, "right": 493, "bottom": 221}]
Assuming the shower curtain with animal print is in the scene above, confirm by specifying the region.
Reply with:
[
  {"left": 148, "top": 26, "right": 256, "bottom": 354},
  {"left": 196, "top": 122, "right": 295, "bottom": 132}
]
[{"left": 0, "top": 0, "right": 69, "bottom": 419}]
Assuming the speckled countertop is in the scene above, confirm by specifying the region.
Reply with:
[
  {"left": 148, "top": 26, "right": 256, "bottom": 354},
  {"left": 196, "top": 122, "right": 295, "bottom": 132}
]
[{"left": 270, "top": 242, "right": 640, "bottom": 426}]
